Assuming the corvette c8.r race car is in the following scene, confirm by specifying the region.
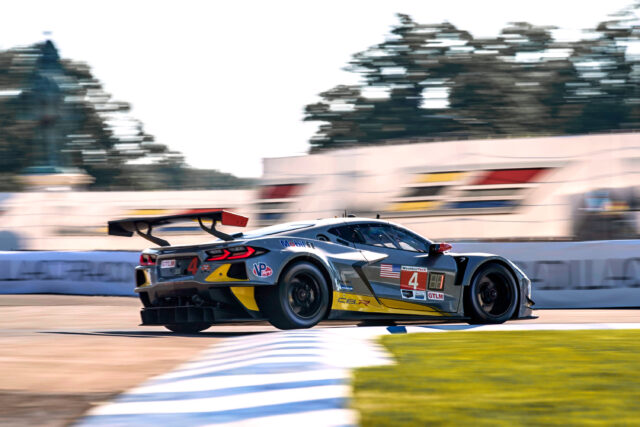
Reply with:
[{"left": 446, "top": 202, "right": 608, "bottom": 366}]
[{"left": 108, "top": 210, "right": 534, "bottom": 332}]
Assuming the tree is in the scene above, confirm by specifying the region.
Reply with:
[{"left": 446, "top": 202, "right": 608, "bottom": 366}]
[
  {"left": 305, "top": 5, "right": 640, "bottom": 150},
  {"left": 304, "top": 15, "right": 471, "bottom": 150},
  {"left": 449, "top": 22, "right": 581, "bottom": 136},
  {"left": 0, "top": 40, "right": 180, "bottom": 189}
]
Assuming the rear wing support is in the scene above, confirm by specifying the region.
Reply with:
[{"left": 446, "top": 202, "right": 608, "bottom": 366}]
[
  {"left": 134, "top": 222, "right": 169, "bottom": 247},
  {"left": 198, "top": 217, "right": 233, "bottom": 241},
  {"left": 108, "top": 210, "right": 249, "bottom": 247}
]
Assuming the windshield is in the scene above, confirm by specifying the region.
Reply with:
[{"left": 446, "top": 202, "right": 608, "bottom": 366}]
[{"left": 239, "top": 222, "right": 315, "bottom": 239}]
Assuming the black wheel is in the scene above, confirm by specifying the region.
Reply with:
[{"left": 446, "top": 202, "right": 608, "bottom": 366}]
[
  {"left": 256, "top": 261, "right": 330, "bottom": 330},
  {"left": 164, "top": 323, "right": 211, "bottom": 333},
  {"left": 465, "top": 263, "right": 518, "bottom": 324}
]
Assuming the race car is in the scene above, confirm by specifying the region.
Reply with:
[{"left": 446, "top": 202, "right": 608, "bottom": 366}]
[{"left": 108, "top": 210, "right": 533, "bottom": 331}]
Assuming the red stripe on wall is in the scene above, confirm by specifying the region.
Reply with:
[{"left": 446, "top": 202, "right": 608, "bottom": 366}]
[
  {"left": 259, "top": 184, "right": 303, "bottom": 199},
  {"left": 472, "top": 168, "right": 548, "bottom": 186}
]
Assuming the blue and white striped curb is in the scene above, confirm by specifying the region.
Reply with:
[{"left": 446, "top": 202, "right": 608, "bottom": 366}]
[
  {"left": 77, "top": 329, "right": 391, "bottom": 426},
  {"left": 78, "top": 322, "right": 640, "bottom": 426}
]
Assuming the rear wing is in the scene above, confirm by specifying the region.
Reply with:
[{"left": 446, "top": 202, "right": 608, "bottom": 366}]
[{"left": 108, "top": 210, "right": 248, "bottom": 247}]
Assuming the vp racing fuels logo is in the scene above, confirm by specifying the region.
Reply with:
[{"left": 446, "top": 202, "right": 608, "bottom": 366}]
[{"left": 252, "top": 262, "right": 273, "bottom": 277}]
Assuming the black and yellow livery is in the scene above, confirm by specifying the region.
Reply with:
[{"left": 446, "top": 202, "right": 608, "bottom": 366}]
[{"left": 109, "top": 211, "right": 534, "bottom": 331}]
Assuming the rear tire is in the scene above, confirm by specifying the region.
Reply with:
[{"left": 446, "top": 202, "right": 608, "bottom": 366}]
[
  {"left": 164, "top": 323, "right": 211, "bottom": 333},
  {"left": 256, "top": 261, "right": 330, "bottom": 330},
  {"left": 465, "top": 263, "right": 518, "bottom": 324}
]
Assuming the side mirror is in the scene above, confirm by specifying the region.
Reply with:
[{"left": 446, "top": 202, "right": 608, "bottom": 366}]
[{"left": 429, "top": 242, "right": 452, "bottom": 255}]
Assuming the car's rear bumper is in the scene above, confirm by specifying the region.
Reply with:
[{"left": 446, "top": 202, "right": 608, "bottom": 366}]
[
  {"left": 136, "top": 280, "right": 265, "bottom": 326},
  {"left": 140, "top": 305, "right": 263, "bottom": 325}
]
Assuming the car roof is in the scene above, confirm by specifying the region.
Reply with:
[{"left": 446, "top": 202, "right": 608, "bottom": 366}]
[
  {"left": 293, "top": 216, "right": 390, "bottom": 228},
  {"left": 237, "top": 217, "right": 391, "bottom": 239}
]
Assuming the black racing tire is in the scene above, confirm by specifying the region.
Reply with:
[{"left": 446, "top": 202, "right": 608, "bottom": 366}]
[
  {"left": 164, "top": 323, "right": 211, "bottom": 333},
  {"left": 256, "top": 261, "right": 330, "bottom": 330},
  {"left": 465, "top": 263, "right": 518, "bottom": 324}
]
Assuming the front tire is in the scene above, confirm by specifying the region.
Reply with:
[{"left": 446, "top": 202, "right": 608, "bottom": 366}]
[
  {"left": 465, "top": 263, "right": 518, "bottom": 324},
  {"left": 164, "top": 323, "right": 211, "bottom": 333},
  {"left": 256, "top": 261, "right": 330, "bottom": 330}
]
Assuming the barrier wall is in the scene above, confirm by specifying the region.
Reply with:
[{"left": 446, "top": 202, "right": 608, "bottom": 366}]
[
  {"left": 2, "top": 241, "right": 639, "bottom": 308},
  {"left": 0, "top": 251, "right": 138, "bottom": 296},
  {"left": 454, "top": 240, "right": 640, "bottom": 308}
]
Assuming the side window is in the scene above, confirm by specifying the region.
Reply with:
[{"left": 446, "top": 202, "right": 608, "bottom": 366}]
[
  {"left": 328, "top": 226, "right": 364, "bottom": 244},
  {"left": 355, "top": 224, "right": 399, "bottom": 249},
  {"left": 386, "top": 226, "right": 429, "bottom": 252}
]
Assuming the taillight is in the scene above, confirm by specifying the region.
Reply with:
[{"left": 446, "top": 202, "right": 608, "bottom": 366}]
[
  {"left": 206, "top": 249, "right": 230, "bottom": 261},
  {"left": 139, "top": 254, "right": 156, "bottom": 266},
  {"left": 206, "top": 246, "right": 265, "bottom": 261},
  {"left": 228, "top": 246, "right": 256, "bottom": 259}
]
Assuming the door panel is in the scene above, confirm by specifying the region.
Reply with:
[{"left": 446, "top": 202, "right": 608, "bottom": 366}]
[
  {"left": 356, "top": 245, "right": 461, "bottom": 313},
  {"left": 327, "top": 222, "right": 462, "bottom": 313}
]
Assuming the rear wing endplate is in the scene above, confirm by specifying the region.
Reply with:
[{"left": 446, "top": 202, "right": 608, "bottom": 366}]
[{"left": 108, "top": 210, "right": 248, "bottom": 247}]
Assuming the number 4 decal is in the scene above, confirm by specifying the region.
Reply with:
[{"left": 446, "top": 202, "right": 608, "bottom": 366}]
[
  {"left": 407, "top": 272, "right": 420, "bottom": 289},
  {"left": 187, "top": 257, "right": 199, "bottom": 275},
  {"left": 400, "top": 266, "right": 427, "bottom": 291}
]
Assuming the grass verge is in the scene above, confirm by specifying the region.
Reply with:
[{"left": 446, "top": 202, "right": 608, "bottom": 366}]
[{"left": 352, "top": 330, "right": 640, "bottom": 426}]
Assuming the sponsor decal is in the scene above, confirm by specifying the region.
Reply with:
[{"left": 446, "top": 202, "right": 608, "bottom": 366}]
[
  {"left": 380, "top": 264, "right": 401, "bottom": 278},
  {"left": 160, "top": 259, "right": 176, "bottom": 269},
  {"left": 401, "top": 289, "right": 426, "bottom": 301},
  {"left": 401, "top": 266, "right": 429, "bottom": 272},
  {"left": 400, "top": 266, "right": 427, "bottom": 291},
  {"left": 200, "top": 264, "right": 211, "bottom": 272},
  {"left": 337, "top": 297, "right": 371, "bottom": 306},
  {"left": 252, "top": 262, "right": 273, "bottom": 278},
  {"left": 399, "top": 266, "right": 428, "bottom": 301},
  {"left": 280, "top": 239, "right": 315, "bottom": 249},
  {"left": 428, "top": 291, "right": 445, "bottom": 301}
]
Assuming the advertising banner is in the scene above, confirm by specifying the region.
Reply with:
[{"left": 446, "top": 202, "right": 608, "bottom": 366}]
[
  {"left": 0, "top": 251, "right": 138, "bottom": 296},
  {"left": 455, "top": 241, "right": 640, "bottom": 308}
]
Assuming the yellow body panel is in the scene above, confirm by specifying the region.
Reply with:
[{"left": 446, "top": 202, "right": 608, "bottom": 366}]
[
  {"left": 137, "top": 269, "right": 151, "bottom": 287},
  {"left": 332, "top": 292, "right": 448, "bottom": 317},
  {"left": 230, "top": 286, "right": 259, "bottom": 312},
  {"left": 205, "top": 263, "right": 249, "bottom": 282},
  {"left": 379, "top": 298, "right": 443, "bottom": 315}
]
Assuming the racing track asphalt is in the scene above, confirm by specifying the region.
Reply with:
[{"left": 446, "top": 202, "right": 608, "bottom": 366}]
[{"left": 0, "top": 294, "right": 638, "bottom": 426}]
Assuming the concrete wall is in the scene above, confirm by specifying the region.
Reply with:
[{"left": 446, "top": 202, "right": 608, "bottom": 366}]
[
  {"left": 0, "top": 190, "right": 253, "bottom": 250},
  {"left": 261, "top": 133, "right": 640, "bottom": 240}
]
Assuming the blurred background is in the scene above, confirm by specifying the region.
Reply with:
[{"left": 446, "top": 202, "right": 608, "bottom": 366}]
[{"left": 0, "top": 0, "right": 639, "bottom": 250}]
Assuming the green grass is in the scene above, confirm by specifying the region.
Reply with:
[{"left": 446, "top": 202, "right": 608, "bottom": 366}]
[{"left": 352, "top": 330, "right": 640, "bottom": 426}]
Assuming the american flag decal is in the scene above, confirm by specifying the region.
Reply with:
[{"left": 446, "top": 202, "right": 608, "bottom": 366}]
[{"left": 380, "top": 264, "right": 401, "bottom": 279}]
